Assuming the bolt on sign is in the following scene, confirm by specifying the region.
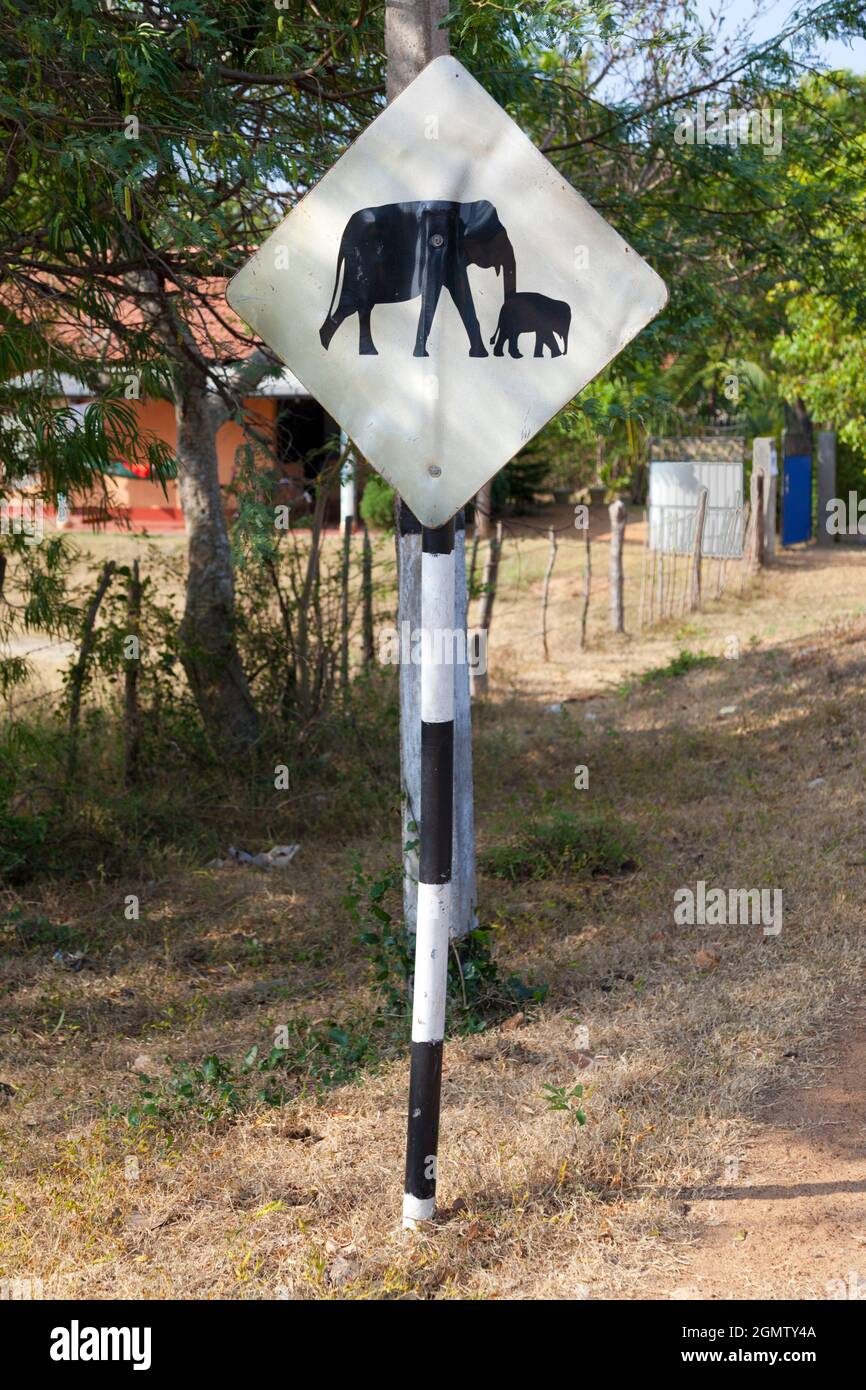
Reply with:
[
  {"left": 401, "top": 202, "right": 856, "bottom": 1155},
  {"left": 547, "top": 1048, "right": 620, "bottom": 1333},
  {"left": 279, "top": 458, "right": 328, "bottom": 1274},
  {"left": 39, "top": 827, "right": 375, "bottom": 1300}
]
[{"left": 226, "top": 55, "right": 667, "bottom": 530}]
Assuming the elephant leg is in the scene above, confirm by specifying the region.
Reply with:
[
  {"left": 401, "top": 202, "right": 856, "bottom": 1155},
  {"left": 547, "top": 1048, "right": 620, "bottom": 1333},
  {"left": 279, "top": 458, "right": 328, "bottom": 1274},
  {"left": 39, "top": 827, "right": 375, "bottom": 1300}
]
[
  {"left": 492, "top": 330, "right": 505, "bottom": 357},
  {"left": 413, "top": 275, "right": 443, "bottom": 358},
  {"left": 446, "top": 264, "right": 487, "bottom": 357},
  {"left": 358, "top": 305, "right": 377, "bottom": 355},
  {"left": 319, "top": 301, "right": 354, "bottom": 350},
  {"left": 544, "top": 329, "right": 562, "bottom": 357},
  {"left": 533, "top": 331, "right": 544, "bottom": 358},
  {"left": 508, "top": 334, "right": 522, "bottom": 360}
]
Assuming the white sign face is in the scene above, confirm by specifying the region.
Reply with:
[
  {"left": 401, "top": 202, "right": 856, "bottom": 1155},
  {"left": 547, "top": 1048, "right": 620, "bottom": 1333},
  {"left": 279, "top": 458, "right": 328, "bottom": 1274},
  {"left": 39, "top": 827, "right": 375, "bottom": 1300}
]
[{"left": 227, "top": 56, "right": 668, "bottom": 528}]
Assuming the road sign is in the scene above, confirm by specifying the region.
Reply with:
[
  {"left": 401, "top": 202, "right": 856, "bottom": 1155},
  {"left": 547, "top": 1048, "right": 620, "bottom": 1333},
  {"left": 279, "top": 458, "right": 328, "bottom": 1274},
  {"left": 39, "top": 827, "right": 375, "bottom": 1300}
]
[
  {"left": 227, "top": 54, "right": 668, "bottom": 1232},
  {"left": 227, "top": 55, "right": 667, "bottom": 529}
]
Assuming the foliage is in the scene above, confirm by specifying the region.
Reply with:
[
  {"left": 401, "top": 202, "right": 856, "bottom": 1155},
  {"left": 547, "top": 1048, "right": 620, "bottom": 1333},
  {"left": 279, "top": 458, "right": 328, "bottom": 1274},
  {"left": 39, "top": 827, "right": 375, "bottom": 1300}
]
[
  {"left": 343, "top": 853, "right": 546, "bottom": 1031},
  {"left": 774, "top": 291, "right": 866, "bottom": 459},
  {"left": 482, "top": 809, "right": 636, "bottom": 882},
  {"left": 229, "top": 445, "right": 358, "bottom": 729},
  {"left": 493, "top": 447, "right": 551, "bottom": 511},
  {"left": 359, "top": 475, "right": 396, "bottom": 532},
  {"left": 0, "top": 788, "right": 53, "bottom": 884},
  {"left": 638, "top": 649, "right": 717, "bottom": 683},
  {"left": 543, "top": 1081, "right": 587, "bottom": 1127}
]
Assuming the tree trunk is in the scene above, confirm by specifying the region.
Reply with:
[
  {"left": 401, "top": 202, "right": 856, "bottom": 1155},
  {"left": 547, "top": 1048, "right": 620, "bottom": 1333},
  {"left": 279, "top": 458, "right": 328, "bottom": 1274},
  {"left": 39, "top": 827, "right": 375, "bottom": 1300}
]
[
  {"left": 131, "top": 270, "right": 265, "bottom": 751},
  {"left": 174, "top": 364, "right": 260, "bottom": 749}
]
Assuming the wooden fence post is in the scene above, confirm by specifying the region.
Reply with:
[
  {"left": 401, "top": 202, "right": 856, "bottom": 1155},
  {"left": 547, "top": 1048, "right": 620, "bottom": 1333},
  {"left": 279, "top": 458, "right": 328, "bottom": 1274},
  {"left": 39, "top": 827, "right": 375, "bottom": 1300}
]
[
  {"left": 468, "top": 527, "right": 480, "bottom": 598},
  {"left": 541, "top": 525, "right": 557, "bottom": 659},
  {"left": 609, "top": 499, "right": 625, "bottom": 633},
  {"left": 361, "top": 522, "right": 374, "bottom": 665},
  {"left": 67, "top": 560, "right": 115, "bottom": 783},
  {"left": 736, "top": 501, "right": 751, "bottom": 594},
  {"left": 688, "top": 487, "right": 708, "bottom": 612},
  {"left": 638, "top": 508, "right": 650, "bottom": 631},
  {"left": 471, "top": 520, "right": 502, "bottom": 697},
  {"left": 580, "top": 522, "right": 592, "bottom": 649},
  {"left": 749, "top": 468, "right": 765, "bottom": 575},
  {"left": 124, "top": 559, "right": 142, "bottom": 786}
]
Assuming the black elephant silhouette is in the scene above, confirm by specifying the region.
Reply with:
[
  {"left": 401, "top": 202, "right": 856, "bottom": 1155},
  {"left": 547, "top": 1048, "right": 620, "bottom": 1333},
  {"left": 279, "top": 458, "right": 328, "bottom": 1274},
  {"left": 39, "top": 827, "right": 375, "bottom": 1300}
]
[
  {"left": 490, "top": 292, "right": 571, "bottom": 359},
  {"left": 319, "top": 200, "right": 517, "bottom": 358}
]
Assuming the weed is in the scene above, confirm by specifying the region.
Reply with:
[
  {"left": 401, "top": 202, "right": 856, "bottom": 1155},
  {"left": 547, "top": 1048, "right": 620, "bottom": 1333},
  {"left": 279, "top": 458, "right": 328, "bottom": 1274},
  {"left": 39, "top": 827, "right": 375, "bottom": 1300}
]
[
  {"left": 638, "top": 649, "right": 716, "bottom": 685},
  {"left": 482, "top": 810, "right": 636, "bottom": 882},
  {"left": 344, "top": 854, "right": 544, "bottom": 1030},
  {"left": 543, "top": 1082, "right": 587, "bottom": 1127}
]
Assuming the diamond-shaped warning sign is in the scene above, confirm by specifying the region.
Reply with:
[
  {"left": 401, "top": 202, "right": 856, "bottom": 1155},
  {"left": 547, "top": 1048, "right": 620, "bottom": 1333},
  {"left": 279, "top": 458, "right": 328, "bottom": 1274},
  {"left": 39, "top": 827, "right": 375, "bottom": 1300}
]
[{"left": 227, "top": 56, "right": 667, "bottom": 528}]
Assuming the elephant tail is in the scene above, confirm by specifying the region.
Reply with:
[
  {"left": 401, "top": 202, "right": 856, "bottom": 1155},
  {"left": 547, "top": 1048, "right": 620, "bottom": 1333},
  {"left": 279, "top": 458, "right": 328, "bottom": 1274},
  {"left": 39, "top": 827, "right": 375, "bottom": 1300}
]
[{"left": 324, "top": 240, "right": 347, "bottom": 325}]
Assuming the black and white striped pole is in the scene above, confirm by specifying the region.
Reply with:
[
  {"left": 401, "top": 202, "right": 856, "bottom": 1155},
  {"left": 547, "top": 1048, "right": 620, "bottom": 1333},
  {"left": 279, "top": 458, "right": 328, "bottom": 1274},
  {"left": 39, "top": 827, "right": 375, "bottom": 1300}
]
[{"left": 403, "top": 518, "right": 455, "bottom": 1229}]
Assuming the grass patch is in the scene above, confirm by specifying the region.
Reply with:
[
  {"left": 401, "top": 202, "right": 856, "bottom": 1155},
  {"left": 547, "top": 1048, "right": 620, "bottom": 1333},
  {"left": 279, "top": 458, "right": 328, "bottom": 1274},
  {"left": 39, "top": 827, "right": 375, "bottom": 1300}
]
[
  {"left": 617, "top": 648, "right": 718, "bottom": 695},
  {"left": 481, "top": 809, "right": 636, "bottom": 882},
  {"left": 638, "top": 649, "right": 717, "bottom": 684}
]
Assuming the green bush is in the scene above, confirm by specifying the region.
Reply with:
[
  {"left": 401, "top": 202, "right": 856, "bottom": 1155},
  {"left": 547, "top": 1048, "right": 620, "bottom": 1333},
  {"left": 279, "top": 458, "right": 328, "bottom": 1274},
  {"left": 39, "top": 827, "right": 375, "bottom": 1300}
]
[
  {"left": 638, "top": 649, "right": 716, "bottom": 684},
  {"left": 360, "top": 475, "right": 395, "bottom": 532},
  {"left": 0, "top": 792, "right": 52, "bottom": 884},
  {"left": 482, "top": 809, "right": 636, "bottom": 882}
]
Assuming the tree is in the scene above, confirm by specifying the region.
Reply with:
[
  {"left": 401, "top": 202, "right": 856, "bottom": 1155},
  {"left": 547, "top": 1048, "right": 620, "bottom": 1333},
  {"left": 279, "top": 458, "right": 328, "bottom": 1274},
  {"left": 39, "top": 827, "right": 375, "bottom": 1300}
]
[
  {"left": 0, "top": 0, "right": 383, "bottom": 746},
  {"left": 770, "top": 74, "right": 866, "bottom": 456}
]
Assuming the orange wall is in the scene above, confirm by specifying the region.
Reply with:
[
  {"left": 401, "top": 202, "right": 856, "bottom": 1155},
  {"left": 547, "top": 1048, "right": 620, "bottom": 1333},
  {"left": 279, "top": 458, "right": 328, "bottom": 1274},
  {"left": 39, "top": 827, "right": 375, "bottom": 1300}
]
[{"left": 69, "top": 396, "right": 282, "bottom": 523}]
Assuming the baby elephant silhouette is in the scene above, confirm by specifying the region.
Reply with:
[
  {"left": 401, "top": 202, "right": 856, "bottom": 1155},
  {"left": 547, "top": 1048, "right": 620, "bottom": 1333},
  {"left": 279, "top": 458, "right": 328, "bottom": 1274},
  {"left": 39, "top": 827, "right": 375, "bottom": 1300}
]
[{"left": 491, "top": 292, "right": 571, "bottom": 358}]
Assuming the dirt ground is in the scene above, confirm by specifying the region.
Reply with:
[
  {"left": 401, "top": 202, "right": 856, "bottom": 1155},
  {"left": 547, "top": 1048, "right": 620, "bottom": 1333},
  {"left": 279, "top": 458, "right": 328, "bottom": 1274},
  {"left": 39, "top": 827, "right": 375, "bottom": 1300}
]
[{"left": 1, "top": 513, "right": 865, "bottom": 1300}]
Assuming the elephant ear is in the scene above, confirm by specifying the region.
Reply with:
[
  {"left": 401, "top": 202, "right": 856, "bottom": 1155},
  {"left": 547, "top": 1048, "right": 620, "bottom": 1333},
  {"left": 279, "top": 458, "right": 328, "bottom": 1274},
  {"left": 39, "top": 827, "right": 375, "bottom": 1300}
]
[{"left": 461, "top": 199, "right": 499, "bottom": 242}]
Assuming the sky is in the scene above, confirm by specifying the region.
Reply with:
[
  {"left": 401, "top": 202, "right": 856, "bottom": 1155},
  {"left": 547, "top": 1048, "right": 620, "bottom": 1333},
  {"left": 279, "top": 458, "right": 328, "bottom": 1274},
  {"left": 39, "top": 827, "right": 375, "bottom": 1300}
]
[{"left": 696, "top": 0, "right": 866, "bottom": 72}]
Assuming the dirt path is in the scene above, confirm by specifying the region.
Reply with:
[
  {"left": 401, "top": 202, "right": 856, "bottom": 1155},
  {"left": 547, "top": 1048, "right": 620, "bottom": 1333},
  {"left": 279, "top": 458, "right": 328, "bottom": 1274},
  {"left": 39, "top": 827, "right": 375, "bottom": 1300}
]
[{"left": 662, "top": 1009, "right": 866, "bottom": 1301}]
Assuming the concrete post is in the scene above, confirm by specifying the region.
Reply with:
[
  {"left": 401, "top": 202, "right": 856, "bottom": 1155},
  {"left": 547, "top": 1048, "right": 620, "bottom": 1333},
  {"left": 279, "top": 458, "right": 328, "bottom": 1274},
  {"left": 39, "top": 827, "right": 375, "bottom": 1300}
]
[{"left": 817, "top": 431, "right": 837, "bottom": 546}]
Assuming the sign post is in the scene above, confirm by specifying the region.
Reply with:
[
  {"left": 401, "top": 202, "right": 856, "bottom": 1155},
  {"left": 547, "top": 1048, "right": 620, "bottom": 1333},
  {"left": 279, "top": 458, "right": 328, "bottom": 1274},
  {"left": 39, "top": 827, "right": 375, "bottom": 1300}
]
[
  {"left": 227, "top": 54, "right": 667, "bottom": 1226},
  {"left": 403, "top": 518, "right": 455, "bottom": 1225}
]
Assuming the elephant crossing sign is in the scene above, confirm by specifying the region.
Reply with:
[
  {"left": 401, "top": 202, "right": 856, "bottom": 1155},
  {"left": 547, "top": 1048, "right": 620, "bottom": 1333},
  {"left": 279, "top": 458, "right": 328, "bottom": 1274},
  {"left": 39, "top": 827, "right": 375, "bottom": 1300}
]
[{"left": 227, "top": 56, "right": 667, "bottom": 528}]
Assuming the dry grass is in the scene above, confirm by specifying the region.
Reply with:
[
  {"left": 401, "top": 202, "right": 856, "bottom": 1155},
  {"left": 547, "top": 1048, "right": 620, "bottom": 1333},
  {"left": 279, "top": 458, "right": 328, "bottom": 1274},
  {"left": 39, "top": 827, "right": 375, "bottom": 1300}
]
[{"left": 2, "top": 517, "right": 865, "bottom": 1299}]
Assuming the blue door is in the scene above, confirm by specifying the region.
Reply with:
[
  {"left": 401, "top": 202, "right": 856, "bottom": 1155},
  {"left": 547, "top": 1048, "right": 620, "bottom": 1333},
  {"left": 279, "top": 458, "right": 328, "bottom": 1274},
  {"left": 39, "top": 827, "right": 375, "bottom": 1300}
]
[{"left": 782, "top": 454, "right": 812, "bottom": 545}]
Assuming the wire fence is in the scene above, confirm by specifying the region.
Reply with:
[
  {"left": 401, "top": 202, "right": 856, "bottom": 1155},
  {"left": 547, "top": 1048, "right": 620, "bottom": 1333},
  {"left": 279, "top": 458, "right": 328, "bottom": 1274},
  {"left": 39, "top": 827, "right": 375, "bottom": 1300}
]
[{"left": 2, "top": 495, "right": 765, "bottom": 726}]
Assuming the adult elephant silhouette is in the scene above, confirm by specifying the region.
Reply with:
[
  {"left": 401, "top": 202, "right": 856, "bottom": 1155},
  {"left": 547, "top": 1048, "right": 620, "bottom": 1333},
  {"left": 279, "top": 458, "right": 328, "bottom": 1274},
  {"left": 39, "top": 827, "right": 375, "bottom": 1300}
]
[{"left": 319, "top": 200, "right": 517, "bottom": 358}]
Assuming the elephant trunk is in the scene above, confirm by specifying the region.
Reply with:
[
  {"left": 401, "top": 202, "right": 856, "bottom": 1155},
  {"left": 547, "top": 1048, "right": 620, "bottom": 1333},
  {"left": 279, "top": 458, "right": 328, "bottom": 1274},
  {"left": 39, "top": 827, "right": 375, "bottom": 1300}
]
[{"left": 498, "top": 234, "right": 517, "bottom": 298}]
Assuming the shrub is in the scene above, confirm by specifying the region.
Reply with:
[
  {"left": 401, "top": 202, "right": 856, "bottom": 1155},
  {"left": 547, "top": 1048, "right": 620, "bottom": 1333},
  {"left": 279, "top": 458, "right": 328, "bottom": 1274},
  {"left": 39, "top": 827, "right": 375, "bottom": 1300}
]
[
  {"left": 482, "top": 809, "right": 636, "bottom": 882},
  {"left": 360, "top": 475, "right": 395, "bottom": 532}
]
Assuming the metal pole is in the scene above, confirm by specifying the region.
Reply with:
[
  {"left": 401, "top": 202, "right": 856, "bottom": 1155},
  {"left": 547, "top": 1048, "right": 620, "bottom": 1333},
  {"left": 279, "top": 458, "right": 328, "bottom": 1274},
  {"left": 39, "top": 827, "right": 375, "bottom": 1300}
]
[
  {"left": 403, "top": 518, "right": 455, "bottom": 1229},
  {"left": 340, "top": 432, "right": 355, "bottom": 691}
]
